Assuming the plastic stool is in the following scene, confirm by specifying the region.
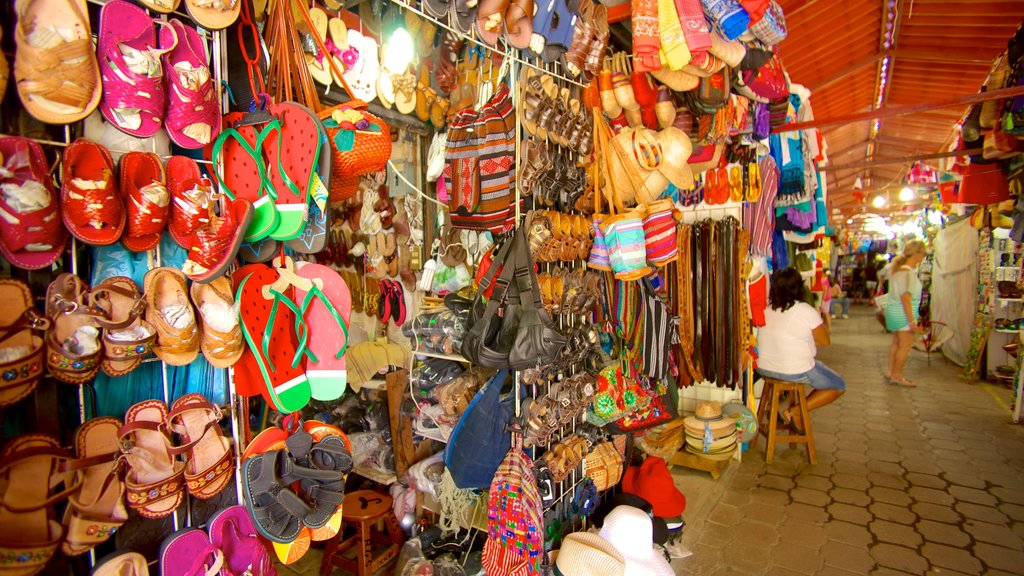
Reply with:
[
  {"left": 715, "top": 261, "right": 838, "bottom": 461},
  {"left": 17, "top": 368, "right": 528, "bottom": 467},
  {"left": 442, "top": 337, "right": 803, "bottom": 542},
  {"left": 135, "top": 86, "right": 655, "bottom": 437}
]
[{"left": 320, "top": 489, "right": 405, "bottom": 576}]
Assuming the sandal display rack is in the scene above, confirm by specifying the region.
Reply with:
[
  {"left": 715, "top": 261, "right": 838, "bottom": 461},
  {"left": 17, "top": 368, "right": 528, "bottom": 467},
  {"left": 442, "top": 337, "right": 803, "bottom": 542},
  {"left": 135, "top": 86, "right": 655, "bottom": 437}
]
[{"left": 0, "top": 2, "right": 248, "bottom": 570}]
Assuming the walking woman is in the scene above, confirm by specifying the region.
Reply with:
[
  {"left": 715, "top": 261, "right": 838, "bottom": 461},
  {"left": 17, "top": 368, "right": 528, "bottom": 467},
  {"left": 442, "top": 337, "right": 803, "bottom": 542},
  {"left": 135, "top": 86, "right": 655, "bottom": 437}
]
[
  {"left": 884, "top": 240, "right": 927, "bottom": 387},
  {"left": 757, "top": 267, "right": 846, "bottom": 432}
]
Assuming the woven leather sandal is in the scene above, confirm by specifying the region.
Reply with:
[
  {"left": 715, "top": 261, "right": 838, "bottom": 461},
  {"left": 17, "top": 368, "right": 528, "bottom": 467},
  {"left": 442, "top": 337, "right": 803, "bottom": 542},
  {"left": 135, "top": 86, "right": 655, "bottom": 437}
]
[
  {"left": 61, "top": 417, "right": 127, "bottom": 556},
  {"left": 91, "top": 277, "right": 156, "bottom": 377},
  {"left": 119, "top": 400, "right": 185, "bottom": 519},
  {"left": 13, "top": 0, "right": 102, "bottom": 124},
  {"left": 190, "top": 278, "right": 244, "bottom": 368},
  {"left": 45, "top": 274, "right": 106, "bottom": 385},
  {"left": 143, "top": 267, "right": 199, "bottom": 366},
  {"left": 167, "top": 394, "right": 234, "bottom": 500},
  {"left": 0, "top": 279, "right": 49, "bottom": 407}
]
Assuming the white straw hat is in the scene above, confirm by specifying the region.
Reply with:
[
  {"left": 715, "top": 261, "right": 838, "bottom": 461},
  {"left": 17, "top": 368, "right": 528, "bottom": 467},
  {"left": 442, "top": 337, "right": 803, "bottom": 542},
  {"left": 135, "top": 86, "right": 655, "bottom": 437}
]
[
  {"left": 553, "top": 532, "right": 626, "bottom": 576},
  {"left": 598, "top": 506, "right": 674, "bottom": 576}
]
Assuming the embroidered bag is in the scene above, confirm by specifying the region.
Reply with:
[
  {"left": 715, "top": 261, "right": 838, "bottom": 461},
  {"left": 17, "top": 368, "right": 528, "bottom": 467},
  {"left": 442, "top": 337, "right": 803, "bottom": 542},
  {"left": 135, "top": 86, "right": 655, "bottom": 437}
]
[{"left": 482, "top": 436, "right": 544, "bottom": 576}]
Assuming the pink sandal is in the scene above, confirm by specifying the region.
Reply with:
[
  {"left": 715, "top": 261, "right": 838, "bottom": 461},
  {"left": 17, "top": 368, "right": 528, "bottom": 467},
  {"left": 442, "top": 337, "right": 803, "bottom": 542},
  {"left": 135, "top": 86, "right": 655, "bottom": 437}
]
[
  {"left": 161, "top": 19, "right": 220, "bottom": 149},
  {"left": 98, "top": 0, "right": 176, "bottom": 138},
  {"left": 0, "top": 136, "right": 67, "bottom": 270}
]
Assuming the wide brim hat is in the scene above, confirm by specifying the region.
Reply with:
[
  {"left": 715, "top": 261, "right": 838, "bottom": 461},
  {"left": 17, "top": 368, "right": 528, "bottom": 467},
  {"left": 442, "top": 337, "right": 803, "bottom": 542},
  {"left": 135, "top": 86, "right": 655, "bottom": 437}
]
[
  {"left": 621, "top": 457, "right": 686, "bottom": 519},
  {"left": 708, "top": 32, "right": 746, "bottom": 68},
  {"left": 694, "top": 400, "right": 724, "bottom": 421},
  {"left": 683, "top": 416, "right": 735, "bottom": 439},
  {"left": 599, "top": 507, "right": 675, "bottom": 576},
  {"left": 553, "top": 532, "right": 626, "bottom": 576},
  {"left": 592, "top": 493, "right": 670, "bottom": 545},
  {"left": 684, "top": 429, "right": 738, "bottom": 452},
  {"left": 721, "top": 402, "right": 758, "bottom": 443},
  {"left": 649, "top": 67, "right": 700, "bottom": 92},
  {"left": 655, "top": 127, "right": 695, "bottom": 191},
  {"left": 684, "top": 442, "right": 738, "bottom": 460},
  {"left": 636, "top": 419, "right": 685, "bottom": 461}
]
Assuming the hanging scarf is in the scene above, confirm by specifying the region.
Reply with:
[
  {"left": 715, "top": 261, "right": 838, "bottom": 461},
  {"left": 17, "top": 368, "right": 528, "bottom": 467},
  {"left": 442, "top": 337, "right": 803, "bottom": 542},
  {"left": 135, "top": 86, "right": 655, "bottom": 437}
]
[
  {"left": 674, "top": 0, "right": 712, "bottom": 59},
  {"left": 700, "top": 0, "right": 750, "bottom": 41},
  {"left": 632, "top": 0, "right": 662, "bottom": 72},
  {"left": 740, "top": 0, "right": 770, "bottom": 24}
]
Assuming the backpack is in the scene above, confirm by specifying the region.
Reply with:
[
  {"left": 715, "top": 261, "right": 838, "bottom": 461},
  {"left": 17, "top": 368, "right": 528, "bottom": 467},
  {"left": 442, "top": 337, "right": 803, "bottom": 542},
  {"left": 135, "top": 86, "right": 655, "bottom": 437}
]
[{"left": 481, "top": 437, "right": 545, "bottom": 576}]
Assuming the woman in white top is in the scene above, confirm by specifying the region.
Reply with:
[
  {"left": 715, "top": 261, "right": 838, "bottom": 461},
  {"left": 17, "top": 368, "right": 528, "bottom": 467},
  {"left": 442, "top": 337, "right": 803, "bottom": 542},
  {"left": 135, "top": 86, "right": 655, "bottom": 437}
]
[
  {"left": 757, "top": 267, "right": 846, "bottom": 432},
  {"left": 883, "top": 240, "right": 927, "bottom": 387}
]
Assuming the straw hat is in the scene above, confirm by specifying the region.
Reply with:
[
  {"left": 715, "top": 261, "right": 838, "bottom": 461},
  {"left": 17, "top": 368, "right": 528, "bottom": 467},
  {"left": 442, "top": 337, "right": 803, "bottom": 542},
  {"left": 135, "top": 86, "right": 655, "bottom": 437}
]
[
  {"left": 694, "top": 400, "right": 723, "bottom": 421},
  {"left": 687, "top": 143, "right": 724, "bottom": 174},
  {"left": 655, "top": 127, "right": 695, "bottom": 191},
  {"left": 708, "top": 32, "right": 747, "bottom": 68},
  {"left": 682, "top": 417, "right": 735, "bottom": 438},
  {"left": 684, "top": 429, "right": 738, "bottom": 452},
  {"left": 553, "top": 532, "right": 626, "bottom": 576},
  {"left": 684, "top": 442, "right": 737, "bottom": 460},
  {"left": 636, "top": 418, "right": 685, "bottom": 461},
  {"left": 599, "top": 507, "right": 675, "bottom": 576},
  {"left": 650, "top": 67, "right": 700, "bottom": 92}
]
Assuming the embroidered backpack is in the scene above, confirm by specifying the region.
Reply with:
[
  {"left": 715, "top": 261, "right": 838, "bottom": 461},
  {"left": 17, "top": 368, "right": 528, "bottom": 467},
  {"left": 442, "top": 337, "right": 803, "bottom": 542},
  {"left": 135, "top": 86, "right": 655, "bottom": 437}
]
[{"left": 481, "top": 437, "right": 545, "bottom": 576}]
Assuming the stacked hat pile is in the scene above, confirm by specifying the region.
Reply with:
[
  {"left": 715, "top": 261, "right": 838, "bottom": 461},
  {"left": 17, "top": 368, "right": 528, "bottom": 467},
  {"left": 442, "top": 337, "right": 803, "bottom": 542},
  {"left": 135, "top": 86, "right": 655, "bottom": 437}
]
[{"left": 683, "top": 401, "right": 739, "bottom": 461}]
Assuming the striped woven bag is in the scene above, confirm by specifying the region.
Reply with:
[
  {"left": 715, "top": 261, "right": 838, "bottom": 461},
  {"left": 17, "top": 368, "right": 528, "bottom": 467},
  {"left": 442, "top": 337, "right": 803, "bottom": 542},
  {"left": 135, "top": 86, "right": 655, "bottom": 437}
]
[{"left": 482, "top": 437, "right": 544, "bottom": 576}]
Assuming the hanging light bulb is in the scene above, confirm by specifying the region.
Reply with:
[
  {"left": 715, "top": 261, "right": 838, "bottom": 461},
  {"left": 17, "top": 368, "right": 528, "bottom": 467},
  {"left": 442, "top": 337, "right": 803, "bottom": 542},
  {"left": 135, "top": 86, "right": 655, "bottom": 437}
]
[
  {"left": 383, "top": 27, "right": 415, "bottom": 74},
  {"left": 872, "top": 195, "right": 887, "bottom": 208},
  {"left": 899, "top": 186, "right": 914, "bottom": 202}
]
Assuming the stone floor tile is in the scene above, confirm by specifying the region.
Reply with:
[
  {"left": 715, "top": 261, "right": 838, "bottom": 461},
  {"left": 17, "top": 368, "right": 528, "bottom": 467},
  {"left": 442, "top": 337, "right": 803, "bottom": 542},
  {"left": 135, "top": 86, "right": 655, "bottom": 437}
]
[
  {"left": 739, "top": 501, "right": 788, "bottom": 526},
  {"left": 759, "top": 474, "right": 797, "bottom": 492},
  {"left": 830, "top": 473, "right": 871, "bottom": 491},
  {"left": 869, "top": 502, "right": 918, "bottom": 525},
  {"left": 796, "top": 474, "right": 834, "bottom": 492},
  {"left": 955, "top": 502, "right": 1010, "bottom": 525},
  {"left": 899, "top": 458, "right": 944, "bottom": 476},
  {"left": 828, "top": 503, "right": 874, "bottom": 526},
  {"left": 868, "top": 486, "right": 913, "bottom": 507},
  {"left": 787, "top": 502, "right": 830, "bottom": 525},
  {"left": 914, "top": 519, "right": 970, "bottom": 547},
  {"left": 913, "top": 500, "right": 958, "bottom": 522},
  {"left": 833, "top": 450, "right": 870, "bottom": 464},
  {"left": 904, "top": 472, "right": 947, "bottom": 490},
  {"left": 908, "top": 486, "right": 956, "bottom": 506},
  {"left": 866, "top": 471, "right": 908, "bottom": 490},
  {"left": 790, "top": 487, "right": 832, "bottom": 507},
  {"left": 870, "top": 543, "right": 930, "bottom": 574},
  {"left": 750, "top": 487, "right": 792, "bottom": 507},
  {"left": 814, "top": 566, "right": 862, "bottom": 576},
  {"left": 998, "top": 502, "right": 1024, "bottom": 522},
  {"left": 778, "top": 519, "right": 827, "bottom": 549},
  {"left": 990, "top": 486, "right": 1024, "bottom": 506},
  {"left": 707, "top": 503, "right": 743, "bottom": 527},
  {"left": 824, "top": 520, "right": 874, "bottom": 547},
  {"left": 869, "top": 519, "right": 923, "bottom": 548},
  {"left": 719, "top": 538, "right": 772, "bottom": 574},
  {"left": 940, "top": 471, "right": 987, "bottom": 490},
  {"left": 946, "top": 485, "right": 999, "bottom": 507},
  {"left": 765, "top": 567, "right": 806, "bottom": 576},
  {"left": 919, "top": 543, "right": 981, "bottom": 574},
  {"left": 771, "top": 543, "right": 824, "bottom": 574},
  {"left": 829, "top": 487, "right": 871, "bottom": 507},
  {"left": 735, "top": 519, "right": 782, "bottom": 547},
  {"left": 963, "top": 519, "right": 1023, "bottom": 549},
  {"left": 720, "top": 489, "right": 753, "bottom": 507},
  {"left": 832, "top": 460, "right": 873, "bottom": 476},
  {"left": 973, "top": 542, "right": 1024, "bottom": 573},
  {"left": 820, "top": 540, "right": 876, "bottom": 573}
]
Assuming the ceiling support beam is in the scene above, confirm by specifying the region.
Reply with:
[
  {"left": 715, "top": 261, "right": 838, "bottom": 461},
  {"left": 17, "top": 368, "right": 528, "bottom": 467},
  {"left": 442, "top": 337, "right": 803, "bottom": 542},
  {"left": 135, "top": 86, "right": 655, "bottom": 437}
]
[
  {"left": 819, "top": 148, "right": 982, "bottom": 172},
  {"left": 773, "top": 85, "right": 1024, "bottom": 134},
  {"left": 811, "top": 52, "right": 885, "bottom": 92}
]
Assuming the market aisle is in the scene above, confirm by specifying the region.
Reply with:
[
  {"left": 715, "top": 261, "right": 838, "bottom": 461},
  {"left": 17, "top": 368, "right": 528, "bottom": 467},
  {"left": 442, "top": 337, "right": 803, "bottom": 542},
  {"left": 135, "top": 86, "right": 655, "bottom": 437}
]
[{"left": 672, "top": 306, "right": 1024, "bottom": 576}]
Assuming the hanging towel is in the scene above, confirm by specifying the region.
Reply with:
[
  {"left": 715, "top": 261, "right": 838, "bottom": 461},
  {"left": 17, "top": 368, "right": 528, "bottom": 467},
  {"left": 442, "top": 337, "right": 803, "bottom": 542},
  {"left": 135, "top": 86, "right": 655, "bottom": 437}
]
[
  {"left": 632, "top": 0, "right": 662, "bottom": 71},
  {"left": 658, "top": 0, "right": 691, "bottom": 70}
]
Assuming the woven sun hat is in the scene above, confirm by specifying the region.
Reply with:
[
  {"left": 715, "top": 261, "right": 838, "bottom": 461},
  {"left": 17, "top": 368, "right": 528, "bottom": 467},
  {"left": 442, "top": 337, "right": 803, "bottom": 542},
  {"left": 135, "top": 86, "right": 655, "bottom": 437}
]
[
  {"left": 552, "top": 532, "right": 626, "bottom": 576},
  {"left": 694, "top": 400, "right": 724, "bottom": 421},
  {"left": 683, "top": 417, "right": 735, "bottom": 438},
  {"left": 708, "top": 32, "right": 747, "bottom": 68},
  {"left": 655, "top": 127, "right": 695, "bottom": 191},
  {"left": 599, "top": 506, "right": 675, "bottom": 576},
  {"left": 649, "top": 67, "right": 700, "bottom": 92},
  {"left": 684, "top": 429, "right": 738, "bottom": 452},
  {"left": 636, "top": 418, "right": 685, "bottom": 461},
  {"left": 684, "top": 442, "right": 738, "bottom": 460},
  {"left": 722, "top": 402, "right": 758, "bottom": 443}
]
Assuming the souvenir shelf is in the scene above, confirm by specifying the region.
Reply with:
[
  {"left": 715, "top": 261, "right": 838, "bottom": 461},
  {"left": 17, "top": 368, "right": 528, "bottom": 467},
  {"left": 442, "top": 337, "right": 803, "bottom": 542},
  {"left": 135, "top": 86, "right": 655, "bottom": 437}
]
[{"left": 986, "top": 229, "right": 1022, "bottom": 381}]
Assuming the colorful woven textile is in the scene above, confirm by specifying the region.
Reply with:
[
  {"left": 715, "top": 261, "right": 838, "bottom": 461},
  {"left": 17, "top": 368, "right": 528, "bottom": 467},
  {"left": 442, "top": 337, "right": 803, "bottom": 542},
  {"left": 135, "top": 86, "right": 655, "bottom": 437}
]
[
  {"left": 482, "top": 440, "right": 544, "bottom": 576},
  {"left": 632, "top": 0, "right": 661, "bottom": 71}
]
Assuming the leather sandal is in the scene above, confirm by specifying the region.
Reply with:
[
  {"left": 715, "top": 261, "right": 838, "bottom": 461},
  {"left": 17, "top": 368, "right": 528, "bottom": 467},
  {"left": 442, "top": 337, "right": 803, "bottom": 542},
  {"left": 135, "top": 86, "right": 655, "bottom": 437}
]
[
  {"left": 0, "top": 279, "right": 48, "bottom": 407},
  {"left": 45, "top": 274, "right": 105, "bottom": 385},
  {"left": 143, "top": 267, "right": 199, "bottom": 366},
  {"left": 562, "top": 0, "right": 595, "bottom": 77},
  {"left": 181, "top": 180, "right": 254, "bottom": 284},
  {"left": 61, "top": 417, "right": 127, "bottom": 556},
  {"left": 91, "top": 277, "right": 156, "bottom": 377},
  {"left": 0, "top": 434, "right": 81, "bottom": 576},
  {"left": 13, "top": 0, "right": 102, "bottom": 124},
  {"left": 165, "top": 156, "right": 205, "bottom": 249},
  {"left": 190, "top": 277, "right": 244, "bottom": 369},
  {"left": 168, "top": 393, "right": 234, "bottom": 500},
  {"left": 61, "top": 139, "right": 125, "bottom": 246},
  {"left": 585, "top": 3, "right": 609, "bottom": 76},
  {"left": 119, "top": 151, "right": 169, "bottom": 253},
  {"left": 119, "top": 400, "right": 186, "bottom": 519},
  {"left": 0, "top": 137, "right": 68, "bottom": 271}
]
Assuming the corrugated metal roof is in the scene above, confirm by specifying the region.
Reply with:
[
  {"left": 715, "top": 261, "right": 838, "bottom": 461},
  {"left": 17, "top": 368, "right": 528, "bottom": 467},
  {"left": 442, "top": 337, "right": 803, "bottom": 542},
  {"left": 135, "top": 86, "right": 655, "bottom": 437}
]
[{"left": 777, "top": 0, "right": 1024, "bottom": 214}]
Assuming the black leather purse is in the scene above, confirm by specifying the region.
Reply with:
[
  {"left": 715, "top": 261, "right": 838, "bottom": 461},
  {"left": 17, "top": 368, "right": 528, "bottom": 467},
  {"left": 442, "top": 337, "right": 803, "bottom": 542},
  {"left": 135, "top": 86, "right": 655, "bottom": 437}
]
[
  {"left": 509, "top": 227, "right": 567, "bottom": 370},
  {"left": 461, "top": 234, "right": 520, "bottom": 368}
]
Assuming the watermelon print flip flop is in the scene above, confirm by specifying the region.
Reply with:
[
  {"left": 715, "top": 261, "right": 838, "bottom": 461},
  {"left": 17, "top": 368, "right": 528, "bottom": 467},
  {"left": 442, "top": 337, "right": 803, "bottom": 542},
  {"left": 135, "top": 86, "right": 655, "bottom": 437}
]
[
  {"left": 212, "top": 114, "right": 279, "bottom": 242},
  {"left": 263, "top": 102, "right": 322, "bottom": 241},
  {"left": 293, "top": 262, "right": 351, "bottom": 401},
  {"left": 235, "top": 266, "right": 311, "bottom": 414}
]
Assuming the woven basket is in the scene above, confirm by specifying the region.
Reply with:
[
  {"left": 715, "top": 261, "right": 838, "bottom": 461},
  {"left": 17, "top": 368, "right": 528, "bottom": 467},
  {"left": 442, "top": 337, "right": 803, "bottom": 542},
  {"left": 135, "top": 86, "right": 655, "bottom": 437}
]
[
  {"left": 317, "top": 101, "right": 391, "bottom": 201},
  {"left": 585, "top": 441, "right": 624, "bottom": 492}
]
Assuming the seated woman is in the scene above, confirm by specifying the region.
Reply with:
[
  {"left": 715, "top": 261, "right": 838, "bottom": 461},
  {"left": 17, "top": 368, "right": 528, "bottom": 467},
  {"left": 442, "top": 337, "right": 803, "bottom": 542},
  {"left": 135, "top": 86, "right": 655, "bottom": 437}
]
[{"left": 757, "top": 267, "right": 846, "bottom": 431}]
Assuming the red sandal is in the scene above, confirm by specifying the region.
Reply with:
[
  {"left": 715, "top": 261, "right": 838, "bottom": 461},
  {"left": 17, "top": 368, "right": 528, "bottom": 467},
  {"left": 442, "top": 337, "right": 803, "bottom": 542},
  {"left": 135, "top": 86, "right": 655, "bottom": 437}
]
[
  {"left": 119, "top": 151, "right": 169, "bottom": 252},
  {"left": 61, "top": 139, "right": 125, "bottom": 246},
  {"left": 0, "top": 137, "right": 67, "bottom": 270}
]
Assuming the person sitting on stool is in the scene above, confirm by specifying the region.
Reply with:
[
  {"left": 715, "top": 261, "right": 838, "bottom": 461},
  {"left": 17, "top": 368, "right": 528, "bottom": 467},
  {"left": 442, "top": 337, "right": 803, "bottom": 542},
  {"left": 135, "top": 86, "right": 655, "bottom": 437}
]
[
  {"left": 756, "top": 267, "right": 846, "bottom": 431},
  {"left": 827, "top": 271, "right": 850, "bottom": 319}
]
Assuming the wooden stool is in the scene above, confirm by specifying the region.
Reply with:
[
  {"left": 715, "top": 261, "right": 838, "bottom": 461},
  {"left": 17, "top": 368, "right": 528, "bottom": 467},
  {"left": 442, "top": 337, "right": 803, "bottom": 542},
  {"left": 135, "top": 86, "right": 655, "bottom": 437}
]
[
  {"left": 753, "top": 377, "right": 817, "bottom": 465},
  {"left": 320, "top": 489, "right": 405, "bottom": 576}
]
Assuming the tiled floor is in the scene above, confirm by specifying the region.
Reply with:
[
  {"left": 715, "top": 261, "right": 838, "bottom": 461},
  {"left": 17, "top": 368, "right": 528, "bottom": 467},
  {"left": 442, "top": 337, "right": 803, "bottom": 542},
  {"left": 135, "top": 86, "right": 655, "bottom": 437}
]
[{"left": 670, "top": 306, "right": 1024, "bottom": 576}]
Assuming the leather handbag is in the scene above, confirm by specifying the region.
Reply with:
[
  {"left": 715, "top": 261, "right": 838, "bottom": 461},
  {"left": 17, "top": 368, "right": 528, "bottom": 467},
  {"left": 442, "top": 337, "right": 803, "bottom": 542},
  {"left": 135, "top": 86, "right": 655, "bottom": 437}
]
[
  {"left": 508, "top": 226, "right": 567, "bottom": 370},
  {"left": 460, "top": 233, "right": 521, "bottom": 368}
]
